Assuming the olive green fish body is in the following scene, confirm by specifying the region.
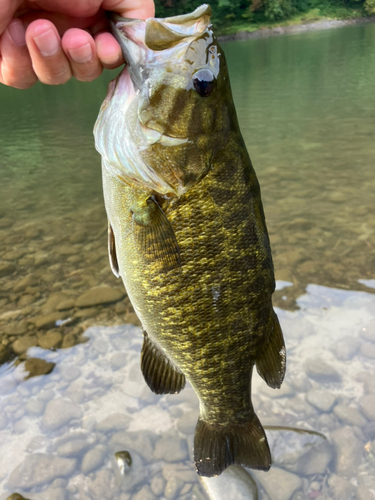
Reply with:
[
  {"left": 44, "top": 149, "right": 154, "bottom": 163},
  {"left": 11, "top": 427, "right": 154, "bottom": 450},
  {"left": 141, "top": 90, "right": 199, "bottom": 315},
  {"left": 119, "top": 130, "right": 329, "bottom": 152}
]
[{"left": 95, "top": 4, "right": 286, "bottom": 477}]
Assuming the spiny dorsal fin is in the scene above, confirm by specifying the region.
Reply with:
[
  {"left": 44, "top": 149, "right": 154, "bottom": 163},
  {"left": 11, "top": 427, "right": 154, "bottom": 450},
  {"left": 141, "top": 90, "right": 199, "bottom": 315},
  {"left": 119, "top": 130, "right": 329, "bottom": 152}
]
[
  {"left": 256, "top": 311, "right": 286, "bottom": 389},
  {"left": 108, "top": 222, "right": 120, "bottom": 278},
  {"left": 141, "top": 331, "right": 186, "bottom": 395},
  {"left": 132, "top": 197, "right": 181, "bottom": 272}
]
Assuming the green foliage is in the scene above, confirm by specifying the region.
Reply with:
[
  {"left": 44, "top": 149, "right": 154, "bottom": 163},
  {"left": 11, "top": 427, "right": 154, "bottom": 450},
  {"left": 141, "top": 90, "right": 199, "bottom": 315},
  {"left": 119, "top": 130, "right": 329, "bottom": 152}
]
[
  {"left": 154, "top": 0, "right": 366, "bottom": 29},
  {"left": 364, "top": 0, "right": 375, "bottom": 13}
]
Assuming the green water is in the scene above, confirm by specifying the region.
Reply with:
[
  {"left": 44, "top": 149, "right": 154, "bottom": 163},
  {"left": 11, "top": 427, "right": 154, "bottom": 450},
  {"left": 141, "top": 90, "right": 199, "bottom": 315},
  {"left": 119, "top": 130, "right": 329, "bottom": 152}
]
[
  {"left": 1, "top": 23, "right": 374, "bottom": 310},
  {"left": 0, "top": 22, "right": 375, "bottom": 500}
]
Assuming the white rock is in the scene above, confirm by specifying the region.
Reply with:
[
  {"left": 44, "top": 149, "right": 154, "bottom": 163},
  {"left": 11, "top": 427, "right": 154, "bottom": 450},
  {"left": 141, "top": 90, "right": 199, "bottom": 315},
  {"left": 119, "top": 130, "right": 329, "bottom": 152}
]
[
  {"left": 42, "top": 398, "right": 83, "bottom": 431},
  {"left": 306, "top": 389, "right": 336, "bottom": 412},
  {"left": 201, "top": 466, "right": 258, "bottom": 500},
  {"left": 252, "top": 467, "right": 302, "bottom": 500},
  {"left": 81, "top": 445, "right": 107, "bottom": 474}
]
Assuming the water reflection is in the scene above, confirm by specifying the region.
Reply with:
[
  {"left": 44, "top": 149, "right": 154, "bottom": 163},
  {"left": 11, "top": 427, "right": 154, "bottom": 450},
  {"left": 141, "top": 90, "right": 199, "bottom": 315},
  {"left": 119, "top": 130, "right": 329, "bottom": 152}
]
[{"left": 0, "top": 283, "right": 374, "bottom": 500}]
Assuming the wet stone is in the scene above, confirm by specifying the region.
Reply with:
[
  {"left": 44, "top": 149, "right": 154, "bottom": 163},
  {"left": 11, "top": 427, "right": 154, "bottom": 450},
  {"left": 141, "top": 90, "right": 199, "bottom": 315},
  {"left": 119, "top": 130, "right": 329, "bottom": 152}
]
[
  {"left": 306, "top": 389, "right": 336, "bottom": 412},
  {"left": 330, "top": 336, "right": 361, "bottom": 361},
  {"left": 3, "top": 321, "right": 29, "bottom": 336},
  {"left": 290, "top": 375, "right": 311, "bottom": 393},
  {"left": 41, "top": 292, "right": 69, "bottom": 314},
  {"left": 56, "top": 299, "right": 75, "bottom": 311},
  {"left": 24, "top": 358, "right": 55, "bottom": 379},
  {"left": 151, "top": 474, "right": 165, "bottom": 496},
  {"left": 132, "top": 485, "right": 156, "bottom": 500},
  {"left": 328, "top": 474, "right": 356, "bottom": 500},
  {"left": 333, "top": 404, "right": 367, "bottom": 427},
  {"left": 357, "top": 486, "right": 375, "bottom": 500},
  {"left": 360, "top": 395, "right": 375, "bottom": 421},
  {"left": 57, "top": 439, "right": 90, "bottom": 457},
  {"left": 252, "top": 466, "right": 302, "bottom": 500},
  {"left": 154, "top": 436, "right": 188, "bottom": 462},
  {"left": 42, "top": 398, "right": 83, "bottom": 431},
  {"left": 162, "top": 463, "right": 197, "bottom": 483},
  {"left": 363, "top": 422, "right": 375, "bottom": 440},
  {"left": 305, "top": 357, "right": 341, "bottom": 383},
  {"left": 18, "top": 294, "right": 36, "bottom": 307},
  {"left": 34, "top": 312, "right": 70, "bottom": 330},
  {"left": 96, "top": 413, "right": 128, "bottom": 432},
  {"left": 38, "top": 331, "right": 63, "bottom": 349},
  {"left": 177, "top": 410, "right": 197, "bottom": 436},
  {"left": 12, "top": 336, "right": 38, "bottom": 355},
  {"left": 81, "top": 445, "right": 107, "bottom": 474},
  {"left": 75, "top": 285, "right": 125, "bottom": 308},
  {"left": 61, "top": 332, "right": 77, "bottom": 349},
  {"left": 75, "top": 307, "right": 100, "bottom": 318},
  {"left": 360, "top": 343, "right": 375, "bottom": 359},
  {"left": 126, "top": 312, "right": 142, "bottom": 327},
  {"left": 26, "top": 398, "right": 46, "bottom": 416},
  {"left": 165, "top": 477, "right": 184, "bottom": 500},
  {"left": 330, "top": 426, "right": 364, "bottom": 476},
  {"left": 7, "top": 454, "right": 76, "bottom": 489},
  {"left": 359, "top": 321, "right": 375, "bottom": 343},
  {"left": 0, "top": 261, "right": 16, "bottom": 277}
]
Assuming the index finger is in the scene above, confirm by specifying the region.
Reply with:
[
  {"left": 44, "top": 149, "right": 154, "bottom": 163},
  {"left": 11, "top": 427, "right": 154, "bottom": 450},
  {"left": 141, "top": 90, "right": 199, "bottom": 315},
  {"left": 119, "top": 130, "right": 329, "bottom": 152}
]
[
  {"left": 102, "top": 0, "right": 155, "bottom": 19},
  {"left": 0, "top": 0, "right": 23, "bottom": 35}
]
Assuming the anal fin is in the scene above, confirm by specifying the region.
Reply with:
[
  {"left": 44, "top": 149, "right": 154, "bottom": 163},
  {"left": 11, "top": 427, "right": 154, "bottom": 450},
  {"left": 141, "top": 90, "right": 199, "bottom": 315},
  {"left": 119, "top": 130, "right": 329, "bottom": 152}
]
[
  {"left": 256, "top": 311, "right": 286, "bottom": 389},
  {"left": 141, "top": 331, "right": 186, "bottom": 395},
  {"left": 108, "top": 222, "right": 120, "bottom": 278}
]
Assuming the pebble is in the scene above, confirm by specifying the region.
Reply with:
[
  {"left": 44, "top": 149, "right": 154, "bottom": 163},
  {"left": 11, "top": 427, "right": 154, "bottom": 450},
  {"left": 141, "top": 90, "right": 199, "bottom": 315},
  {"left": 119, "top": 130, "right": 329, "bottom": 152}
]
[
  {"left": 42, "top": 398, "right": 83, "bottom": 431},
  {"left": 57, "top": 439, "right": 91, "bottom": 458},
  {"left": 364, "top": 376, "right": 375, "bottom": 395},
  {"left": 357, "top": 486, "right": 375, "bottom": 500},
  {"left": 330, "top": 336, "right": 361, "bottom": 361},
  {"left": 56, "top": 299, "right": 75, "bottom": 311},
  {"left": 330, "top": 426, "right": 364, "bottom": 476},
  {"left": 305, "top": 357, "right": 341, "bottom": 383},
  {"left": 290, "top": 376, "right": 311, "bottom": 393},
  {"left": 252, "top": 466, "right": 302, "bottom": 500},
  {"left": 7, "top": 454, "right": 76, "bottom": 488},
  {"left": 81, "top": 445, "right": 106, "bottom": 474},
  {"left": 75, "top": 285, "right": 125, "bottom": 308},
  {"left": 306, "top": 389, "right": 336, "bottom": 412},
  {"left": 24, "top": 358, "right": 55, "bottom": 379},
  {"left": 38, "top": 331, "right": 63, "bottom": 349},
  {"left": 26, "top": 398, "right": 46, "bottom": 416},
  {"left": 360, "top": 395, "right": 375, "bottom": 421},
  {"left": 360, "top": 343, "right": 375, "bottom": 359},
  {"left": 359, "top": 321, "right": 375, "bottom": 343},
  {"left": 34, "top": 312, "right": 70, "bottom": 330},
  {"left": 162, "top": 463, "right": 197, "bottom": 483},
  {"left": 12, "top": 336, "right": 38, "bottom": 355},
  {"left": 96, "top": 413, "right": 129, "bottom": 432},
  {"left": 61, "top": 333, "right": 77, "bottom": 349},
  {"left": 18, "top": 295, "right": 36, "bottom": 307},
  {"left": 333, "top": 404, "right": 367, "bottom": 427},
  {"left": 177, "top": 410, "right": 197, "bottom": 436},
  {"left": 3, "top": 322, "right": 29, "bottom": 336},
  {"left": 328, "top": 474, "right": 356, "bottom": 500},
  {"left": 150, "top": 474, "right": 165, "bottom": 496},
  {"left": 0, "top": 261, "right": 16, "bottom": 277},
  {"left": 13, "top": 275, "right": 39, "bottom": 292},
  {"left": 126, "top": 312, "right": 142, "bottom": 326},
  {"left": 132, "top": 485, "right": 156, "bottom": 500},
  {"left": 164, "top": 477, "right": 184, "bottom": 500},
  {"left": 154, "top": 436, "right": 188, "bottom": 462},
  {"left": 41, "top": 293, "right": 69, "bottom": 314}
]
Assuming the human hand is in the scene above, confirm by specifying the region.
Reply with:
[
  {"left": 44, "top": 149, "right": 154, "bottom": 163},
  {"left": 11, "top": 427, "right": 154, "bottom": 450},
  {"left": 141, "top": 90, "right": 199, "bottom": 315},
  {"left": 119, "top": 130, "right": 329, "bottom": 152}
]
[{"left": 0, "top": 0, "right": 155, "bottom": 89}]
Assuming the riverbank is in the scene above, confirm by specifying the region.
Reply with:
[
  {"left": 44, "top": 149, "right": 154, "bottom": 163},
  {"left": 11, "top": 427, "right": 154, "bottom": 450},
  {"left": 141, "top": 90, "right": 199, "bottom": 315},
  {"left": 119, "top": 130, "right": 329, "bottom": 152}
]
[{"left": 218, "top": 14, "right": 375, "bottom": 41}]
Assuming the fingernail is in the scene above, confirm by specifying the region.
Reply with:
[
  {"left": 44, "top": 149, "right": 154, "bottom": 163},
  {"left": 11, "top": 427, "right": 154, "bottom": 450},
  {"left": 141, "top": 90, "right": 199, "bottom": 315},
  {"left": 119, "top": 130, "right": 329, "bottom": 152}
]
[
  {"left": 8, "top": 20, "right": 26, "bottom": 46},
  {"left": 68, "top": 43, "right": 92, "bottom": 64},
  {"left": 33, "top": 29, "right": 59, "bottom": 56}
]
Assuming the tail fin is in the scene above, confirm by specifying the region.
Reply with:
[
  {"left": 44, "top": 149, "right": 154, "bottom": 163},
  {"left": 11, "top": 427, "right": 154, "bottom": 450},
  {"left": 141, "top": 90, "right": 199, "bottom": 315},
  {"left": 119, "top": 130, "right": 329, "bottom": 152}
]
[{"left": 194, "top": 415, "right": 271, "bottom": 477}]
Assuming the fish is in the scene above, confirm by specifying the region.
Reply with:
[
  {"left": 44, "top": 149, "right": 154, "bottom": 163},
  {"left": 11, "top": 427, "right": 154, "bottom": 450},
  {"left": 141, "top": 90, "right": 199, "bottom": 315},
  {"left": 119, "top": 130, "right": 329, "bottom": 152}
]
[{"left": 94, "top": 4, "right": 286, "bottom": 477}]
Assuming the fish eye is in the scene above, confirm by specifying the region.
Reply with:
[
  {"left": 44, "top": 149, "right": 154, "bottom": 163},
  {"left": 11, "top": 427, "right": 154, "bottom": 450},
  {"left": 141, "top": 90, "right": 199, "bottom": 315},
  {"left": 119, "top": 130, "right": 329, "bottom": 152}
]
[{"left": 193, "top": 69, "right": 216, "bottom": 97}]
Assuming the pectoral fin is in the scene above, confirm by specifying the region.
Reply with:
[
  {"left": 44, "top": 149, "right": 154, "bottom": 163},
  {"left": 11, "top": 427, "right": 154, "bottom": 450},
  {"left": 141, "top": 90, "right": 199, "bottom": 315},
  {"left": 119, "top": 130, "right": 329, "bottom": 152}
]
[
  {"left": 108, "top": 222, "right": 120, "bottom": 278},
  {"left": 141, "top": 331, "right": 186, "bottom": 394},
  {"left": 132, "top": 197, "right": 181, "bottom": 272},
  {"left": 256, "top": 311, "right": 286, "bottom": 389}
]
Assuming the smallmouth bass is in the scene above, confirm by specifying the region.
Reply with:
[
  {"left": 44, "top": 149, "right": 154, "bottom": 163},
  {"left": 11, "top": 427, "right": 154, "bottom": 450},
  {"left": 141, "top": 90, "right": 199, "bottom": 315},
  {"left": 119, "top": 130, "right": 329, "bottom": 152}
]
[{"left": 94, "top": 4, "right": 286, "bottom": 477}]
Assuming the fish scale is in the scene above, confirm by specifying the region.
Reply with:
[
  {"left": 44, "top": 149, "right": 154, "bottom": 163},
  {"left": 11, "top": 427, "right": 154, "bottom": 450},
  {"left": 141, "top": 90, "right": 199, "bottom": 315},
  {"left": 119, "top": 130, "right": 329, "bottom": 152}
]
[{"left": 95, "top": 4, "right": 286, "bottom": 477}]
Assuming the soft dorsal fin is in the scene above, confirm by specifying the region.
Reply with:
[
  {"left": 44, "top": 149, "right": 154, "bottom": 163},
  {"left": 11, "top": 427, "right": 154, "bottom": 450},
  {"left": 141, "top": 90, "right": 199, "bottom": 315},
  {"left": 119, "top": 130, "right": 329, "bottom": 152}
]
[
  {"left": 108, "top": 222, "right": 120, "bottom": 278},
  {"left": 141, "top": 331, "right": 186, "bottom": 395}
]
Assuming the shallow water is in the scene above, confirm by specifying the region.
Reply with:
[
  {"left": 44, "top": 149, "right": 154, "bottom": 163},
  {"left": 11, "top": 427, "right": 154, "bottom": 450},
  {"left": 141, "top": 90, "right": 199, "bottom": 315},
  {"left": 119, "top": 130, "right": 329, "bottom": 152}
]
[{"left": 0, "top": 21, "right": 375, "bottom": 500}]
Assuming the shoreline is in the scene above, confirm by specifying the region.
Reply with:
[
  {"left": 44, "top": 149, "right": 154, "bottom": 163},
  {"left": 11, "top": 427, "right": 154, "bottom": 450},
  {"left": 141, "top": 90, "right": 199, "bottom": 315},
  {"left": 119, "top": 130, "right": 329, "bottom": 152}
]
[{"left": 218, "top": 15, "right": 375, "bottom": 42}]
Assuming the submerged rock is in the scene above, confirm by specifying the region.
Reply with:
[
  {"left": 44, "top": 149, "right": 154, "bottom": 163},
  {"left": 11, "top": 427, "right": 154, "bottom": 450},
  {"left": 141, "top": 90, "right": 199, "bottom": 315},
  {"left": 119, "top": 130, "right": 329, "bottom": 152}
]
[
  {"left": 200, "top": 465, "right": 258, "bottom": 500},
  {"left": 7, "top": 454, "right": 76, "bottom": 489},
  {"left": 42, "top": 398, "right": 83, "bottom": 431},
  {"left": 24, "top": 358, "right": 55, "bottom": 379},
  {"left": 330, "top": 426, "right": 363, "bottom": 476},
  {"left": 306, "top": 389, "right": 336, "bottom": 412},
  {"left": 305, "top": 358, "right": 341, "bottom": 383},
  {"left": 252, "top": 466, "right": 302, "bottom": 500},
  {"left": 265, "top": 426, "right": 333, "bottom": 475},
  {"left": 75, "top": 285, "right": 125, "bottom": 308}
]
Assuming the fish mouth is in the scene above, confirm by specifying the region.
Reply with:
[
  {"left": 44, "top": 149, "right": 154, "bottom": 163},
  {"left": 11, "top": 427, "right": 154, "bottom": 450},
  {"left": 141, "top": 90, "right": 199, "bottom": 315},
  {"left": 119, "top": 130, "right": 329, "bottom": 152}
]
[{"left": 108, "top": 4, "right": 212, "bottom": 90}]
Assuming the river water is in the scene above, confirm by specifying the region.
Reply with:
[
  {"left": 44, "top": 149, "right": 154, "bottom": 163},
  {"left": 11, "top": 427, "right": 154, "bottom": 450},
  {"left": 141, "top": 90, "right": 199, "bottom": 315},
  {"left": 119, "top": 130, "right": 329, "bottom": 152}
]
[{"left": 0, "top": 21, "right": 374, "bottom": 500}]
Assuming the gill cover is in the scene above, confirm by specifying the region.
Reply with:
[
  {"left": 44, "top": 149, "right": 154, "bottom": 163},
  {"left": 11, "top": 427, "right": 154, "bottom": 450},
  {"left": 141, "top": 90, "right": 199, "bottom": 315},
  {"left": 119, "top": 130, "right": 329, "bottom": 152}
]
[{"left": 93, "top": 5, "right": 221, "bottom": 197}]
